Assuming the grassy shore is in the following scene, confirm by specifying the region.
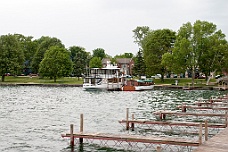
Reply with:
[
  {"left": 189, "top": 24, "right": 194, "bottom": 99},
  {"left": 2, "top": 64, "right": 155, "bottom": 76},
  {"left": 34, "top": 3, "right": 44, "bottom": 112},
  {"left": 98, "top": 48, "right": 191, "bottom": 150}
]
[
  {"left": 1, "top": 76, "right": 83, "bottom": 84},
  {"left": 0, "top": 75, "right": 217, "bottom": 87}
]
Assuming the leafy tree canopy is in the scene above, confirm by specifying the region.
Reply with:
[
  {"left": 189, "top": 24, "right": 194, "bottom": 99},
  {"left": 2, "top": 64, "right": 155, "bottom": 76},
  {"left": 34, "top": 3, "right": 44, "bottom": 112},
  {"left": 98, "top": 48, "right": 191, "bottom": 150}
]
[
  {"left": 141, "top": 29, "right": 176, "bottom": 78},
  {"left": 0, "top": 34, "right": 24, "bottom": 81},
  {"left": 32, "top": 36, "right": 65, "bottom": 74},
  {"left": 92, "top": 48, "right": 106, "bottom": 59},
  {"left": 133, "top": 26, "right": 150, "bottom": 48},
  {"left": 69, "top": 46, "right": 91, "bottom": 78},
  {"left": 39, "top": 46, "right": 72, "bottom": 82},
  {"left": 170, "top": 20, "right": 227, "bottom": 84},
  {"left": 89, "top": 57, "right": 102, "bottom": 68},
  {"left": 114, "top": 53, "right": 133, "bottom": 59}
]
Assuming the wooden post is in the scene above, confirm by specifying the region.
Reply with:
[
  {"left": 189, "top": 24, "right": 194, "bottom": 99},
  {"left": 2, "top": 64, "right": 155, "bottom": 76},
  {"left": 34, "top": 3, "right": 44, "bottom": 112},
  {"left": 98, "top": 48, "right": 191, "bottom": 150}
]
[
  {"left": 159, "top": 112, "right": 162, "bottom": 120},
  {"left": 70, "top": 124, "right": 74, "bottom": 147},
  {"left": 225, "top": 111, "right": 228, "bottom": 127},
  {"left": 182, "top": 103, "right": 186, "bottom": 112},
  {"left": 126, "top": 108, "right": 129, "bottom": 130},
  {"left": 79, "top": 114, "right": 84, "bottom": 144},
  {"left": 131, "top": 114, "right": 135, "bottom": 131},
  {"left": 199, "top": 122, "right": 202, "bottom": 145},
  {"left": 157, "top": 146, "right": 162, "bottom": 152},
  {"left": 205, "top": 120, "right": 208, "bottom": 141}
]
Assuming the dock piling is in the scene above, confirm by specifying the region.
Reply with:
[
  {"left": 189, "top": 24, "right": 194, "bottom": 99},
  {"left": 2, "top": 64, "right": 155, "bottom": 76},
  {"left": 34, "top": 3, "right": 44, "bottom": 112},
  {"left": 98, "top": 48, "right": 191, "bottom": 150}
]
[
  {"left": 131, "top": 114, "right": 134, "bottom": 131},
  {"left": 199, "top": 122, "right": 202, "bottom": 145},
  {"left": 126, "top": 108, "right": 129, "bottom": 130},
  {"left": 157, "top": 146, "right": 162, "bottom": 152},
  {"left": 225, "top": 112, "right": 228, "bottom": 127},
  {"left": 80, "top": 114, "right": 84, "bottom": 144},
  {"left": 70, "top": 124, "right": 74, "bottom": 147},
  {"left": 182, "top": 103, "right": 186, "bottom": 112},
  {"left": 205, "top": 120, "right": 208, "bottom": 141}
]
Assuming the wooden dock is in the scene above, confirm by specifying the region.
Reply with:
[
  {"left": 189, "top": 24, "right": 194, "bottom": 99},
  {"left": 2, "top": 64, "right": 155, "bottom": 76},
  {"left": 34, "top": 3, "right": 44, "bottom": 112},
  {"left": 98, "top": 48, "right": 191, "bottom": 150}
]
[
  {"left": 176, "top": 105, "right": 228, "bottom": 111},
  {"left": 118, "top": 120, "right": 226, "bottom": 128},
  {"left": 153, "top": 110, "right": 228, "bottom": 118},
  {"left": 61, "top": 94, "right": 228, "bottom": 151},
  {"left": 193, "top": 126, "right": 228, "bottom": 152},
  {"left": 61, "top": 132, "right": 200, "bottom": 147}
]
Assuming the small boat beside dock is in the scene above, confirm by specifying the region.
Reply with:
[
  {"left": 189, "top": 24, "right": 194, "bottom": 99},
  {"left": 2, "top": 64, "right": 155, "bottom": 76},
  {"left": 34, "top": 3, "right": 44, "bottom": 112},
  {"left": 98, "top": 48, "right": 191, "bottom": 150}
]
[{"left": 121, "top": 79, "right": 154, "bottom": 91}]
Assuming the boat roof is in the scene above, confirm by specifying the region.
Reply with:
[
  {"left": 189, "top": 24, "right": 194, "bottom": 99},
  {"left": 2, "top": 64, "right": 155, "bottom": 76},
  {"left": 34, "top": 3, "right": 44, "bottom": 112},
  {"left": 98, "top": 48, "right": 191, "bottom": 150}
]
[{"left": 137, "top": 79, "right": 153, "bottom": 83}]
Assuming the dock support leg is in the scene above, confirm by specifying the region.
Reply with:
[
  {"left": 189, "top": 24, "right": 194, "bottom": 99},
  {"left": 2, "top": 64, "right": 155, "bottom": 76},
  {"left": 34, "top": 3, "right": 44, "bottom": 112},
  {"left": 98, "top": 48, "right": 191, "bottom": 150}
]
[
  {"left": 205, "top": 120, "right": 208, "bottom": 141},
  {"left": 70, "top": 124, "right": 74, "bottom": 147},
  {"left": 181, "top": 103, "right": 186, "bottom": 112},
  {"left": 131, "top": 114, "right": 134, "bottom": 131},
  {"left": 159, "top": 113, "right": 166, "bottom": 120},
  {"left": 199, "top": 122, "right": 202, "bottom": 145},
  {"left": 157, "top": 146, "right": 162, "bottom": 152},
  {"left": 80, "top": 114, "right": 84, "bottom": 144},
  {"left": 126, "top": 108, "right": 129, "bottom": 130},
  {"left": 225, "top": 112, "right": 228, "bottom": 127}
]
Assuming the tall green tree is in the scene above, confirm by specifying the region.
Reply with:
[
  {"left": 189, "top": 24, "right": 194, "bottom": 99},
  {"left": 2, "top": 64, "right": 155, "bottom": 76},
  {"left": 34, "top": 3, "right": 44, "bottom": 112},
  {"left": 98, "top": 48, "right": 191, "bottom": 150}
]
[
  {"left": 133, "top": 26, "right": 150, "bottom": 48},
  {"left": 14, "top": 34, "right": 38, "bottom": 75},
  {"left": 39, "top": 46, "right": 72, "bottom": 82},
  {"left": 92, "top": 48, "right": 106, "bottom": 59},
  {"left": 69, "top": 46, "right": 90, "bottom": 79},
  {"left": 0, "top": 34, "right": 24, "bottom": 82},
  {"left": 89, "top": 57, "right": 102, "bottom": 68},
  {"left": 141, "top": 29, "right": 176, "bottom": 80},
  {"left": 171, "top": 20, "right": 227, "bottom": 84},
  {"left": 32, "top": 36, "right": 65, "bottom": 74},
  {"left": 132, "top": 50, "right": 146, "bottom": 77}
]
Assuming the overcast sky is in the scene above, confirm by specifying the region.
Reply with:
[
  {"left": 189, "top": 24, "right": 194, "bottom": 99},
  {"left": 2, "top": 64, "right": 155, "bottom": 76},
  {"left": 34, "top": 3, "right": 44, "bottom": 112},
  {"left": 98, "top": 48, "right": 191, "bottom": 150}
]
[{"left": 0, "top": 0, "right": 227, "bottom": 56}]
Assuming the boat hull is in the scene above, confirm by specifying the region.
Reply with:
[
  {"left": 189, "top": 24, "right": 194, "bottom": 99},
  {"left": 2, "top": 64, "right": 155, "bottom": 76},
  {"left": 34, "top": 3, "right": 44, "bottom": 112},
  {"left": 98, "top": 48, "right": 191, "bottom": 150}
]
[
  {"left": 83, "top": 83, "right": 122, "bottom": 91},
  {"left": 122, "top": 85, "right": 154, "bottom": 91}
]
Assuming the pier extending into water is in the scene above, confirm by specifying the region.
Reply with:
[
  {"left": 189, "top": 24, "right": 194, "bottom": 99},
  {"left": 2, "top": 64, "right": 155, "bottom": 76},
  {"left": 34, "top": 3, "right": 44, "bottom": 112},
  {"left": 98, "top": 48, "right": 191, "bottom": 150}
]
[
  {"left": 61, "top": 93, "right": 228, "bottom": 151},
  {"left": 61, "top": 114, "right": 201, "bottom": 152}
]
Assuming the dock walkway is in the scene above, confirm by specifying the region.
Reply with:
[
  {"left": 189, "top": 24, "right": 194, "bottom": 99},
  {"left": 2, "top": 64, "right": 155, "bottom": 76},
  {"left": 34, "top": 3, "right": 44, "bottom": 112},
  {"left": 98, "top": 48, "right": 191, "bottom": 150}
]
[{"left": 193, "top": 126, "right": 228, "bottom": 152}]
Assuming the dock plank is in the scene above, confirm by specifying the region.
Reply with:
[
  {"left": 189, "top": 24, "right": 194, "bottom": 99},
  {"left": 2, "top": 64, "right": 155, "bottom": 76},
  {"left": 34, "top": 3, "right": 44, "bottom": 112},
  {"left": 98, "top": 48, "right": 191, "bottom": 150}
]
[
  {"left": 193, "top": 127, "right": 228, "bottom": 152},
  {"left": 153, "top": 111, "right": 226, "bottom": 117},
  {"left": 118, "top": 120, "right": 226, "bottom": 128},
  {"left": 62, "top": 132, "right": 200, "bottom": 146}
]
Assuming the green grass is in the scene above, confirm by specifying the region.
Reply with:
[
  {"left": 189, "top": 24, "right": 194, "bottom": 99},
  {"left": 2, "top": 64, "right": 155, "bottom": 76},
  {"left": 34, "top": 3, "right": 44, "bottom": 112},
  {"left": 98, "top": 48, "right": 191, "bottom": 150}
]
[
  {"left": 1, "top": 76, "right": 83, "bottom": 84},
  {"left": 1, "top": 76, "right": 217, "bottom": 87},
  {"left": 153, "top": 78, "right": 216, "bottom": 87}
]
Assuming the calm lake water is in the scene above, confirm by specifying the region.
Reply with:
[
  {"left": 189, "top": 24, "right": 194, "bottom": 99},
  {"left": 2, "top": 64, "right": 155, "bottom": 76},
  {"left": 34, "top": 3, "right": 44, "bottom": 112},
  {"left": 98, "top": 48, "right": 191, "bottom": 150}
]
[{"left": 0, "top": 86, "right": 227, "bottom": 152}]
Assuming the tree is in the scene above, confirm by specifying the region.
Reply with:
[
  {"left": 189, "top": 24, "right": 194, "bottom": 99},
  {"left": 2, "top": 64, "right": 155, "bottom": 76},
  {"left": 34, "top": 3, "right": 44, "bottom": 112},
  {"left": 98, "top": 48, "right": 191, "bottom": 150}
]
[
  {"left": 141, "top": 29, "right": 176, "bottom": 80},
  {"left": 32, "top": 36, "right": 65, "bottom": 74},
  {"left": 89, "top": 57, "right": 102, "bottom": 68},
  {"left": 171, "top": 20, "right": 227, "bottom": 84},
  {"left": 69, "top": 46, "right": 91, "bottom": 79},
  {"left": 39, "top": 46, "right": 73, "bottom": 82},
  {"left": 114, "top": 53, "right": 133, "bottom": 59},
  {"left": 133, "top": 26, "right": 150, "bottom": 48},
  {"left": 199, "top": 30, "right": 227, "bottom": 77},
  {"left": 132, "top": 50, "right": 146, "bottom": 77},
  {"left": 0, "top": 34, "right": 24, "bottom": 82},
  {"left": 92, "top": 48, "right": 106, "bottom": 59},
  {"left": 14, "top": 34, "right": 38, "bottom": 75}
]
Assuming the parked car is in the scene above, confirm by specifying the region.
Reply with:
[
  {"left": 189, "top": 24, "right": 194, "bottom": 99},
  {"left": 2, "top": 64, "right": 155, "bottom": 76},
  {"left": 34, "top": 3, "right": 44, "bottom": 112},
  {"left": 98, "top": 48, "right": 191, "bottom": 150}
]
[
  {"left": 215, "top": 75, "right": 223, "bottom": 79},
  {"left": 151, "top": 74, "right": 161, "bottom": 79}
]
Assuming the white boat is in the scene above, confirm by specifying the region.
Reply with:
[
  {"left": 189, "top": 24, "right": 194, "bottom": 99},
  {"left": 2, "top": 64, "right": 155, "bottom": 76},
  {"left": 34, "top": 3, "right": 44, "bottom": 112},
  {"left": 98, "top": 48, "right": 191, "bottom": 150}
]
[{"left": 83, "top": 61, "right": 123, "bottom": 91}]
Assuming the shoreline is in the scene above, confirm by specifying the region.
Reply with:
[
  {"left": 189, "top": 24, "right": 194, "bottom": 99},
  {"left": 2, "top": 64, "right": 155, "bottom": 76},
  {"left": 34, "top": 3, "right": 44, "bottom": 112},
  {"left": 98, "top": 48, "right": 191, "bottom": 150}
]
[{"left": 0, "top": 83, "right": 227, "bottom": 90}]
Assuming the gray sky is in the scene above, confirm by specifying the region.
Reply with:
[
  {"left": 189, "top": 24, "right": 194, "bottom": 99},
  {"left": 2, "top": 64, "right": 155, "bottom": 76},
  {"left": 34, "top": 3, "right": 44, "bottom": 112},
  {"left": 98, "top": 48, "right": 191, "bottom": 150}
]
[{"left": 0, "top": 0, "right": 227, "bottom": 56}]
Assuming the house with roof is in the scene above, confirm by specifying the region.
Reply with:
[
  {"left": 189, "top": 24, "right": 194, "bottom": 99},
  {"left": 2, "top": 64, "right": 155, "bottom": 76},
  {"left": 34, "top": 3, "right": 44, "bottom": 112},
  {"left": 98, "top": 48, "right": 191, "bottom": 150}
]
[{"left": 102, "top": 58, "right": 134, "bottom": 75}]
